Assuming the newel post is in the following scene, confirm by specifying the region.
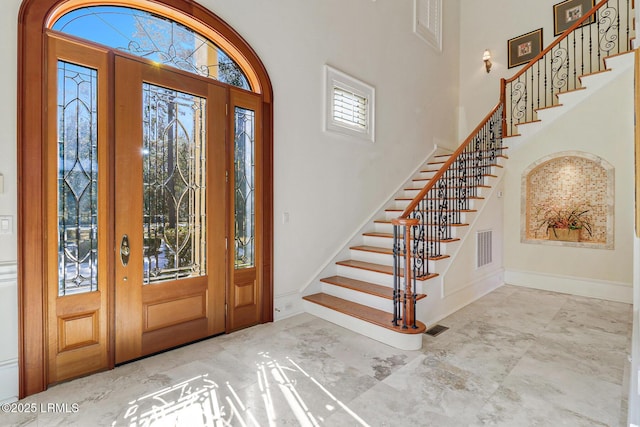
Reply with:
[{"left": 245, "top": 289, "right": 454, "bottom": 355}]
[
  {"left": 391, "top": 217, "right": 419, "bottom": 329},
  {"left": 499, "top": 78, "right": 507, "bottom": 137}
]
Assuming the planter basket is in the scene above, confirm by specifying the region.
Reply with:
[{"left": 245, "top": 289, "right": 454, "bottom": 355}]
[{"left": 548, "top": 228, "right": 580, "bottom": 242}]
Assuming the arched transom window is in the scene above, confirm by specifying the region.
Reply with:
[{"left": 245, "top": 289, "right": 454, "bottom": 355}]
[{"left": 52, "top": 6, "right": 251, "bottom": 89}]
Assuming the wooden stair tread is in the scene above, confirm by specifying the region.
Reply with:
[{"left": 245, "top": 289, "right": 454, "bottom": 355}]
[
  {"left": 321, "top": 275, "right": 393, "bottom": 298},
  {"left": 303, "top": 293, "right": 426, "bottom": 334},
  {"left": 337, "top": 259, "right": 394, "bottom": 275},
  {"left": 351, "top": 245, "right": 393, "bottom": 255},
  {"left": 555, "top": 86, "right": 587, "bottom": 97},
  {"left": 395, "top": 196, "right": 484, "bottom": 201},
  {"left": 364, "top": 231, "right": 460, "bottom": 240},
  {"left": 320, "top": 275, "right": 427, "bottom": 301},
  {"left": 384, "top": 208, "right": 478, "bottom": 213},
  {"left": 427, "top": 151, "right": 507, "bottom": 165},
  {"left": 350, "top": 245, "right": 451, "bottom": 261},
  {"left": 534, "top": 103, "right": 563, "bottom": 112},
  {"left": 421, "top": 164, "right": 503, "bottom": 172},
  {"left": 404, "top": 184, "right": 491, "bottom": 191},
  {"left": 336, "top": 259, "right": 439, "bottom": 281},
  {"left": 374, "top": 219, "right": 469, "bottom": 227},
  {"left": 385, "top": 208, "right": 477, "bottom": 213},
  {"left": 579, "top": 69, "right": 611, "bottom": 79},
  {"left": 515, "top": 119, "right": 541, "bottom": 126},
  {"left": 413, "top": 174, "right": 497, "bottom": 182}
]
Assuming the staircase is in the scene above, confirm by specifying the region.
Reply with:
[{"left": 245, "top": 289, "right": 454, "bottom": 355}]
[
  {"left": 303, "top": 144, "right": 508, "bottom": 350},
  {"left": 303, "top": 0, "right": 634, "bottom": 350}
]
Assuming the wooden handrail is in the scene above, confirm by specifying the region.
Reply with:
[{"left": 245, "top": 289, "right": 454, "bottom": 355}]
[
  {"left": 399, "top": 102, "right": 502, "bottom": 219},
  {"left": 392, "top": 0, "right": 627, "bottom": 333},
  {"left": 504, "top": 0, "right": 609, "bottom": 85}
]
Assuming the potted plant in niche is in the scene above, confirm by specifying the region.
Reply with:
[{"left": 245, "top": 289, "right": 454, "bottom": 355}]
[{"left": 534, "top": 203, "right": 594, "bottom": 242}]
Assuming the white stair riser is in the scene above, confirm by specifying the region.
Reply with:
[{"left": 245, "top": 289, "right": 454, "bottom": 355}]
[
  {"left": 403, "top": 187, "right": 487, "bottom": 199},
  {"left": 349, "top": 249, "right": 393, "bottom": 266},
  {"left": 383, "top": 211, "right": 404, "bottom": 220},
  {"left": 349, "top": 248, "right": 439, "bottom": 271},
  {"left": 362, "top": 234, "right": 460, "bottom": 255},
  {"left": 534, "top": 107, "right": 562, "bottom": 123},
  {"left": 302, "top": 301, "right": 423, "bottom": 351},
  {"left": 393, "top": 199, "right": 478, "bottom": 210},
  {"left": 373, "top": 222, "right": 466, "bottom": 239},
  {"left": 383, "top": 210, "right": 472, "bottom": 223},
  {"left": 336, "top": 264, "right": 394, "bottom": 286},
  {"left": 320, "top": 282, "right": 393, "bottom": 313},
  {"left": 406, "top": 179, "right": 491, "bottom": 190},
  {"left": 407, "top": 174, "right": 492, "bottom": 188},
  {"left": 335, "top": 265, "right": 430, "bottom": 294},
  {"left": 362, "top": 235, "right": 395, "bottom": 249}
]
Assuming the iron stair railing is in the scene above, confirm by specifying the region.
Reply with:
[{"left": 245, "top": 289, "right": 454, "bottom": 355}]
[
  {"left": 392, "top": 0, "right": 633, "bottom": 329},
  {"left": 503, "top": 0, "right": 634, "bottom": 136}
]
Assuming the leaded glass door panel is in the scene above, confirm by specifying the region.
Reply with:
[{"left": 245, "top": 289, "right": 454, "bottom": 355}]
[
  {"left": 114, "top": 55, "right": 226, "bottom": 363},
  {"left": 46, "top": 35, "right": 111, "bottom": 383},
  {"left": 227, "top": 90, "right": 263, "bottom": 331}
]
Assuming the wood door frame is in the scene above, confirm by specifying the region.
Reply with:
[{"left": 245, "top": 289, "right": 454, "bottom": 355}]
[{"left": 18, "top": 0, "right": 274, "bottom": 398}]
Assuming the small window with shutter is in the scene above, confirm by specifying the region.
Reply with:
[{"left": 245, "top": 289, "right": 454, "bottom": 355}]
[{"left": 324, "top": 65, "right": 375, "bottom": 142}]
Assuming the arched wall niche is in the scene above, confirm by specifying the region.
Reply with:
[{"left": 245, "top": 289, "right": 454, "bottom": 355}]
[
  {"left": 18, "top": 0, "right": 274, "bottom": 398},
  {"left": 521, "top": 151, "right": 614, "bottom": 249}
]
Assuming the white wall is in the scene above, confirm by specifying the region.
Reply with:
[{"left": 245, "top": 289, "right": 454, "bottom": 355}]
[
  {"left": 458, "top": 0, "right": 571, "bottom": 139},
  {"left": 630, "top": 236, "right": 640, "bottom": 425},
  {"left": 441, "top": 177, "right": 505, "bottom": 299},
  {"left": 0, "top": 263, "right": 18, "bottom": 403},
  {"left": 204, "top": 0, "right": 462, "bottom": 315},
  {"left": 503, "top": 66, "right": 634, "bottom": 302},
  {"left": 416, "top": 172, "right": 507, "bottom": 327},
  {"left": 0, "top": 0, "right": 462, "bottom": 400},
  {"left": 0, "top": 0, "right": 19, "bottom": 405}
]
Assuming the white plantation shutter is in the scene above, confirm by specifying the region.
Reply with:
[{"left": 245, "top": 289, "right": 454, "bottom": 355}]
[
  {"left": 325, "top": 65, "right": 375, "bottom": 141},
  {"left": 332, "top": 87, "right": 368, "bottom": 129}
]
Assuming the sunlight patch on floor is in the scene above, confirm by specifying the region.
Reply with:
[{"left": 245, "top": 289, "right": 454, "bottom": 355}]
[{"left": 112, "top": 352, "right": 369, "bottom": 426}]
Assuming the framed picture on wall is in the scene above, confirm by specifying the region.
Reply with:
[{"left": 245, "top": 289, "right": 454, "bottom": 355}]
[
  {"left": 553, "top": 0, "right": 595, "bottom": 36},
  {"left": 507, "top": 28, "right": 543, "bottom": 68}
]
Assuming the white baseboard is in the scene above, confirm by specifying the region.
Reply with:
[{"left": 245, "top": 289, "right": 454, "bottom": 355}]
[
  {"left": 0, "top": 261, "right": 18, "bottom": 404},
  {"left": 0, "top": 358, "right": 18, "bottom": 404},
  {"left": 303, "top": 300, "right": 423, "bottom": 351},
  {"left": 504, "top": 269, "right": 633, "bottom": 303},
  {"left": 420, "top": 269, "right": 504, "bottom": 327},
  {"left": 274, "top": 291, "right": 303, "bottom": 321}
]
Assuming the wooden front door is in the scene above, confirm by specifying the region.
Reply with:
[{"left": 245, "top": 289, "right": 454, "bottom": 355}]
[
  {"left": 113, "top": 55, "right": 227, "bottom": 363},
  {"left": 45, "top": 34, "right": 262, "bottom": 383}
]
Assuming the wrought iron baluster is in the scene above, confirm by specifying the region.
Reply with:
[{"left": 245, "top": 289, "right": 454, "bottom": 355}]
[{"left": 392, "top": 224, "right": 401, "bottom": 326}]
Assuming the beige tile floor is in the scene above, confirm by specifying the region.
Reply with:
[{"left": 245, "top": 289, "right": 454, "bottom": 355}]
[{"left": 2, "top": 285, "right": 632, "bottom": 426}]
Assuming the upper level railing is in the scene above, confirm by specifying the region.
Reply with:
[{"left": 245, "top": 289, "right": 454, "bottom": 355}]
[
  {"left": 502, "top": 0, "right": 634, "bottom": 136},
  {"left": 392, "top": 0, "right": 633, "bottom": 329}
]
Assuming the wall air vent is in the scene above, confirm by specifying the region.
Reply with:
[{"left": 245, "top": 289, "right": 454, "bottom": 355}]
[{"left": 477, "top": 229, "right": 493, "bottom": 268}]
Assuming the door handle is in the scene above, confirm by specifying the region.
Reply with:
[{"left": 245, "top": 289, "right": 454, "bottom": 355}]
[{"left": 120, "top": 234, "right": 130, "bottom": 267}]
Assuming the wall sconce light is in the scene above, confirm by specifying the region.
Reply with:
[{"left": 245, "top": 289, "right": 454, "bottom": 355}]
[{"left": 483, "top": 49, "right": 492, "bottom": 73}]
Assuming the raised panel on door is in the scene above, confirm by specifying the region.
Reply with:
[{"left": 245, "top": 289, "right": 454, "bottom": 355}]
[
  {"left": 228, "top": 90, "right": 263, "bottom": 331},
  {"left": 45, "top": 35, "right": 111, "bottom": 383},
  {"left": 114, "top": 56, "right": 226, "bottom": 363}
]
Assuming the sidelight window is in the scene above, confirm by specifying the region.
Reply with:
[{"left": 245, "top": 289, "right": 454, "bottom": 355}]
[{"left": 57, "top": 60, "right": 99, "bottom": 296}]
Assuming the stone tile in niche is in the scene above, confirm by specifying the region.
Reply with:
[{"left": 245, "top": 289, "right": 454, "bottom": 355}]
[{"left": 524, "top": 154, "right": 612, "bottom": 244}]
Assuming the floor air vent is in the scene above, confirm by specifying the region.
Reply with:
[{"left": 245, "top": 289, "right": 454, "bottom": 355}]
[{"left": 425, "top": 324, "right": 449, "bottom": 337}]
